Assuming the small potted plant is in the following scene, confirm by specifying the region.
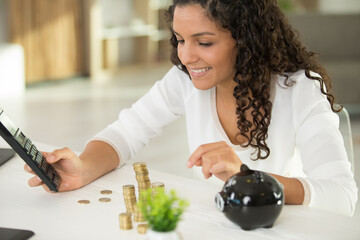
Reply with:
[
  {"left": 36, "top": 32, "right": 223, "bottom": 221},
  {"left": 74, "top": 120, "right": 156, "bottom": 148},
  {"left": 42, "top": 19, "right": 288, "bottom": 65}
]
[{"left": 137, "top": 188, "right": 189, "bottom": 240}]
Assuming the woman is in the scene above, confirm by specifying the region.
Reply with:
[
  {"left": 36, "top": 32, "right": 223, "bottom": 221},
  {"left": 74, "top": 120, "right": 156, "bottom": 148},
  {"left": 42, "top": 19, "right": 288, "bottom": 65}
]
[{"left": 25, "top": 0, "right": 357, "bottom": 216}]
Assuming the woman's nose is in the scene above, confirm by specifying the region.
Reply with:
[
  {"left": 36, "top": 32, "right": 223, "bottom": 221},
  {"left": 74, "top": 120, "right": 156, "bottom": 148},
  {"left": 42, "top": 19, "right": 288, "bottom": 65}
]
[{"left": 178, "top": 43, "right": 198, "bottom": 65}]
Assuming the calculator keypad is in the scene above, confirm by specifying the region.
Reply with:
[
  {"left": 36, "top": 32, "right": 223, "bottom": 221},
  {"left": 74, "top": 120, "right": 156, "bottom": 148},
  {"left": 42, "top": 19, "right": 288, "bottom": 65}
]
[
  {"left": 24, "top": 139, "right": 32, "bottom": 153},
  {"left": 35, "top": 152, "right": 43, "bottom": 166},
  {"left": 23, "top": 136, "right": 61, "bottom": 190}
]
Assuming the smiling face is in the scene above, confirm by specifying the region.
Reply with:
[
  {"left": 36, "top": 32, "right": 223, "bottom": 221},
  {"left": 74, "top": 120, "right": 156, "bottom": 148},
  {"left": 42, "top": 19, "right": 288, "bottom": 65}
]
[{"left": 173, "top": 4, "right": 237, "bottom": 91}]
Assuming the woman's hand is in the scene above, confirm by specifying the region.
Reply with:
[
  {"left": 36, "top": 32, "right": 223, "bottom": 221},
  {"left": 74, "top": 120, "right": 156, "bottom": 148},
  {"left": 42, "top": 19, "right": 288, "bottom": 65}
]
[
  {"left": 24, "top": 141, "right": 120, "bottom": 193},
  {"left": 187, "top": 141, "right": 242, "bottom": 181},
  {"left": 24, "top": 148, "right": 85, "bottom": 193}
]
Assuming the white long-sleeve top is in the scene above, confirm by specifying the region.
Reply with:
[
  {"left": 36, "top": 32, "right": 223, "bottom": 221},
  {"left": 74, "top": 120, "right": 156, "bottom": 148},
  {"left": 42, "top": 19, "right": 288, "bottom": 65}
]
[{"left": 92, "top": 66, "right": 358, "bottom": 216}]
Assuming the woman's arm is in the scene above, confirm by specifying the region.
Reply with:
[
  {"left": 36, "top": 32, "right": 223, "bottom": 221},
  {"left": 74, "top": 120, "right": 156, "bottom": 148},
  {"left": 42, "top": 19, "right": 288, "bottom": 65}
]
[
  {"left": 78, "top": 140, "right": 120, "bottom": 187},
  {"left": 269, "top": 173, "right": 304, "bottom": 204},
  {"left": 187, "top": 141, "right": 305, "bottom": 204}
]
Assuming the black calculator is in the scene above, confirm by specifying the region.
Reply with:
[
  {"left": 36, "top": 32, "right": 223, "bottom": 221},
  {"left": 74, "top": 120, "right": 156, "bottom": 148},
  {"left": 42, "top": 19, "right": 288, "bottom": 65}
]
[{"left": 0, "top": 108, "right": 61, "bottom": 192}]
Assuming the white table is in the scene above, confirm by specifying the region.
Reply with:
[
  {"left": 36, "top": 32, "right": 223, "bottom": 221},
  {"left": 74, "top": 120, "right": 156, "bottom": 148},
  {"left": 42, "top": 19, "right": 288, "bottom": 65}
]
[{"left": 0, "top": 143, "right": 359, "bottom": 240}]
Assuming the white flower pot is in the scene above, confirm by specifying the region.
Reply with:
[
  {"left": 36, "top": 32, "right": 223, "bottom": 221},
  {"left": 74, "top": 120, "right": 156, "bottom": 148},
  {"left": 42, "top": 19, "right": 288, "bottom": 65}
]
[{"left": 146, "top": 229, "right": 182, "bottom": 240}]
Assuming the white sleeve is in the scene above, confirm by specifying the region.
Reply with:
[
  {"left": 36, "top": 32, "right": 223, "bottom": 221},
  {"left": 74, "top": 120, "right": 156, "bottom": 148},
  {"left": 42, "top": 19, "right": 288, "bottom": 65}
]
[
  {"left": 90, "top": 66, "right": 188, "bottom": 166},
  {"left": 292, "top": 73, "right": 358, "bottom": 216}
]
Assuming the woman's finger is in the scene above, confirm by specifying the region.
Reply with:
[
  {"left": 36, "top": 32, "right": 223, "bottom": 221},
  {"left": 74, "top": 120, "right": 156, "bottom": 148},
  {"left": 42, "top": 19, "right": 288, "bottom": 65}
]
[
  {"left": 40, "top": 151, "right": 51, "bottom": 158},
  {"left": 24, "top": 164, "right": 35, "bottom": 174},
  {"left": 209, "top": 161, "right": 227, "bottom": 174},
  {"left": 187, "top": 141, "right": 227, "bottom": 168},
  {"left": 46, "top": 147, "right": 76, "bottom": 164},
  {"left": 195, "top": 159, "right": 202, "bottom": 166},
  {"left": 28, "top": 175, "right": 43, "bottom": 187},
  {"left": 201, "top": 154, "right": 219, "bottom": 179},
  {"left": 42, "top": 184, "right": 55, "bottom": 193}
]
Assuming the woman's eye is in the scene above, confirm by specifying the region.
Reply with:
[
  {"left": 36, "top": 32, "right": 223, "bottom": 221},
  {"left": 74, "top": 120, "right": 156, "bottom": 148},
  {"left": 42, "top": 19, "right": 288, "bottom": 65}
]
[
  {"left": 176, "top": 39, "right": 185, "bottom": 44},
  {"left": 199, "top": 42, "right": 213, "bottom": 47}
]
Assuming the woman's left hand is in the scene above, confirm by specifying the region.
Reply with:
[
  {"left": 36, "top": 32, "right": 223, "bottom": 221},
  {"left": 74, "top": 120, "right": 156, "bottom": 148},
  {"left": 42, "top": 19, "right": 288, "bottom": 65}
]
[{"left": 187, "top": 141, "right": 242, "bottom": 181}]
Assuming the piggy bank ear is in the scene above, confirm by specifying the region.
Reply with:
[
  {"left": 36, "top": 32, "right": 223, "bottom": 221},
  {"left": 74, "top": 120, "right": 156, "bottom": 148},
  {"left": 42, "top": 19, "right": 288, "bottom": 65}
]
[{"left": 240, "top": 164, "right": 250, "bottom": 172}]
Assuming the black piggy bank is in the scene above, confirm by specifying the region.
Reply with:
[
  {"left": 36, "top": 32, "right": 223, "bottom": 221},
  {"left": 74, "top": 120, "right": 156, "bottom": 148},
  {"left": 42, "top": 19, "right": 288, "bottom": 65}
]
[{"left": 215, "top": 164, "right": 284, "bottom": 230}]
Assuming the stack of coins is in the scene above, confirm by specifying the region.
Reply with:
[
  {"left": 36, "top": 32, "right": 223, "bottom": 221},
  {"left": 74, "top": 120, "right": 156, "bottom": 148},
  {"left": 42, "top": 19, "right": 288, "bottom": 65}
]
[
  {"left": 122, "top": 184, "right": 137, "bottom": 213},
  {"left": 151, "top": 182, "right": 165, "bottom": 197},
  {"left": 137, "top": 224, "right": 148, "bottom": 234},
  {"left": 133, "top": 202, "right": 146, "bottom": 222},
  {"left": 119, "top": 213, "right": 133, "bottom": 230},
  {"left": 133, "top": 162, "right": 151, "bottom": 197}
]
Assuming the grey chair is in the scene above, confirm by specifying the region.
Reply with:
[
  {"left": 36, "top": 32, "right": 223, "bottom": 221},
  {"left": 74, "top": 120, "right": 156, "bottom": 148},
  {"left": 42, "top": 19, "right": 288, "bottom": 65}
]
[{"left": 337, "top": 106, "right": 355, "bottom": 174}]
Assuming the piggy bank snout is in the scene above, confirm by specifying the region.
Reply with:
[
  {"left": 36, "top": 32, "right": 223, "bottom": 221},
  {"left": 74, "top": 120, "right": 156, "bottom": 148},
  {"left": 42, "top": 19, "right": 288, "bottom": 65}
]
[{"left": 215, "top": 192, "right": 227, "bottom": 212}]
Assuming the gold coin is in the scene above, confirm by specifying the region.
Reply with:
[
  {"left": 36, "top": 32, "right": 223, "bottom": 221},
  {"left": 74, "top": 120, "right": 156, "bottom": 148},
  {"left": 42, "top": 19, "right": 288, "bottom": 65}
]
[
  {"left": 123, "top": 184, "right": 135, "bottom": 190},
  {"left": 119, "top": 212, "right": 133, "bottom": 230},
  {"left": 99, "top": 197, "right": 111, "bottom": 202},
  {"left": 137, "top": 224, "right": 148, "bottom": 234},
  {"left": 133, "top": 162, "right": 147, "bottom": 168},
  {"left": 152, "top": 182, "right": 164, "bottom": 188},
  {"left": 77, "top": 200, "right": 90, "bottom": 205},
  {"left": 100, "top": 190, "right": 112, "bottom": 195}
]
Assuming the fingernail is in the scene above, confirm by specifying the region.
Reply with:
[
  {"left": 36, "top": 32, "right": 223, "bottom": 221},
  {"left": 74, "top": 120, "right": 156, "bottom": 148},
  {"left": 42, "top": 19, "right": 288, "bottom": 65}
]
[
  {"left": 47, "top": 155, "right": 55, "bottom": 163},
  {"left": 187, "top": 161, "right": 191, "bottom": 168},
  {"left": 36, "top": 176, "right": 41, "bottom": 182}
]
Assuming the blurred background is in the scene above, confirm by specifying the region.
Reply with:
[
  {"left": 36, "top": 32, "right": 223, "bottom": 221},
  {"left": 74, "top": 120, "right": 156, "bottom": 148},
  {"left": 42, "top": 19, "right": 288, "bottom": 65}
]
[
  {"left": 1, "top": 0, "right": 359, "bottom": 106},
  {"left": 0, "top": 0, "right": 360, "bottom": 218}
]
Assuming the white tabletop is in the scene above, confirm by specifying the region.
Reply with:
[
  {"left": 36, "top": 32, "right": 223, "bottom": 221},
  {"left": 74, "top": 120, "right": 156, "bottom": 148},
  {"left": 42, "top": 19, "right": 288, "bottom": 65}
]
[{"left": 0, "top": 143, "right": 359, "bottom": 240}]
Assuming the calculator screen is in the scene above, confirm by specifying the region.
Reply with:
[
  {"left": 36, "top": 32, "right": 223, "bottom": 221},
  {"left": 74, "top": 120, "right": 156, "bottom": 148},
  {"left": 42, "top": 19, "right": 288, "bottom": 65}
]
[{"left": 0, "top": 111, "right": 18, "bottom": 136}]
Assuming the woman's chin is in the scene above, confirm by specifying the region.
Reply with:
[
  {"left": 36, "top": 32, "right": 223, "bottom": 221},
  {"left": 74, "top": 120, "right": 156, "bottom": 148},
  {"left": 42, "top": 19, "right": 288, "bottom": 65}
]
[{"left": 191, "top": 79, "right": 215, "bottom": 90}]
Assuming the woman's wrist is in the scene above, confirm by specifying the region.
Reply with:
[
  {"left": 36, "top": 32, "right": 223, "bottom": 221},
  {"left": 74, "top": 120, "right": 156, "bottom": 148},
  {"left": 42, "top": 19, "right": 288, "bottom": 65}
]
[
  {"left": 269, "top": 173, "right": 305, "bottom": 205},
  {"left": 79, "top": 141, "right": 119, "bottom": 187}
]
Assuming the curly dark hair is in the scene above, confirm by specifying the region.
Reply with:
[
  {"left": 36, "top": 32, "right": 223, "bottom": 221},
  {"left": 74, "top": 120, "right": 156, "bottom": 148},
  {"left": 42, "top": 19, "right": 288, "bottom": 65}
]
[{"left": 165, "top": 0, "right": 339, "bottom": 160}]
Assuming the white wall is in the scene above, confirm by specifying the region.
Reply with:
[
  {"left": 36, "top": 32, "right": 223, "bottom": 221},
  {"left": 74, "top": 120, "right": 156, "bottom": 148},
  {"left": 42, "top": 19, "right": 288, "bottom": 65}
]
[
  {"left": 101, "top": 0, "right": 133, "bottom": 27},
  {"left": 319, "top": 0, "right": 360, "bottom": 14},
  {"left": 0, "top": 0, "right": 8, "bottom": 43}
]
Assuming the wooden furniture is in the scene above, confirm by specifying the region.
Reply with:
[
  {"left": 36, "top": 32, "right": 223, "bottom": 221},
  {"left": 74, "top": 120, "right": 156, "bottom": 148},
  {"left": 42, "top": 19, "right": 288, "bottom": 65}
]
[
  {"left": 9, "top": 0, "right": 84, "bottom": 83},
  {"left": 8, "top": 0, "right": 171, "bottom": 83},
  {"left": 101, "top": 0, "right": 171, "bottom": 69}
]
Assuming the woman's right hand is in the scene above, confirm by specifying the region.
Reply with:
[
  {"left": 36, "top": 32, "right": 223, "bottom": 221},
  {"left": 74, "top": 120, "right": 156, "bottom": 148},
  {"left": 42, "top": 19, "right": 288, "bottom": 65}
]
[{"left": 24, "top": 147, "right": 85, "bottom": 193}]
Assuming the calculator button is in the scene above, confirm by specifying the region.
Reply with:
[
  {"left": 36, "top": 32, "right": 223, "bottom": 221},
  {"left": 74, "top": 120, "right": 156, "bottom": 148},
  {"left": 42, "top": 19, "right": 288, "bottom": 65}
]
[
  {"left": 24, "top": 139, "right": 32, "bottom": 152},
  {"left": 15, "top": 132, "right": 26, "bottom": 147},
  {"left": 46, "top": 168, "right": 54, "bottom": 181},
  {"left": 40, "top": 160, "right": 49, "bottom": 172},
  {"left": 52, "top": 173, "right": 61, "bottom": 187},
  {"left": 29, "top": 145, "right": 37, "bottom": 159},
  {"left": 34, "top": 152, "right": 43, "bottom": 166}
]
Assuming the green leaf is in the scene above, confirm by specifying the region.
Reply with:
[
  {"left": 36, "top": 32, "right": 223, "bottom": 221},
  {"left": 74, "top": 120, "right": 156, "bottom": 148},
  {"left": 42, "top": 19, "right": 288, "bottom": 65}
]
[{"left": 137, "top": 188, "right": 189, "bottom": 232}]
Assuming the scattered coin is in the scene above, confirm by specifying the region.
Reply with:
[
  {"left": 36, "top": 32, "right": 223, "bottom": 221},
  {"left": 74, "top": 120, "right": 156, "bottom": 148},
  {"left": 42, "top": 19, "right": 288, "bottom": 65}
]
[
  {"left": 77, "top": 200, "right": 90, "bottom": 205},
  {"left": 137, "top": 224, "right": 148, "bottom": 234},
  {"left": 99, "top": 197, "right": 111, "bottom": 202},
  {"left": 100, "top": 190, "right": 113, "bottom": 195}
]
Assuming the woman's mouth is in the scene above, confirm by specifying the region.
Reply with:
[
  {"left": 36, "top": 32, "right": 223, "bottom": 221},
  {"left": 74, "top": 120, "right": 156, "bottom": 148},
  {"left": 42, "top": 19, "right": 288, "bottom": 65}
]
[{"left": 189, "top": 67, "right": 212, "bottom": 77}]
